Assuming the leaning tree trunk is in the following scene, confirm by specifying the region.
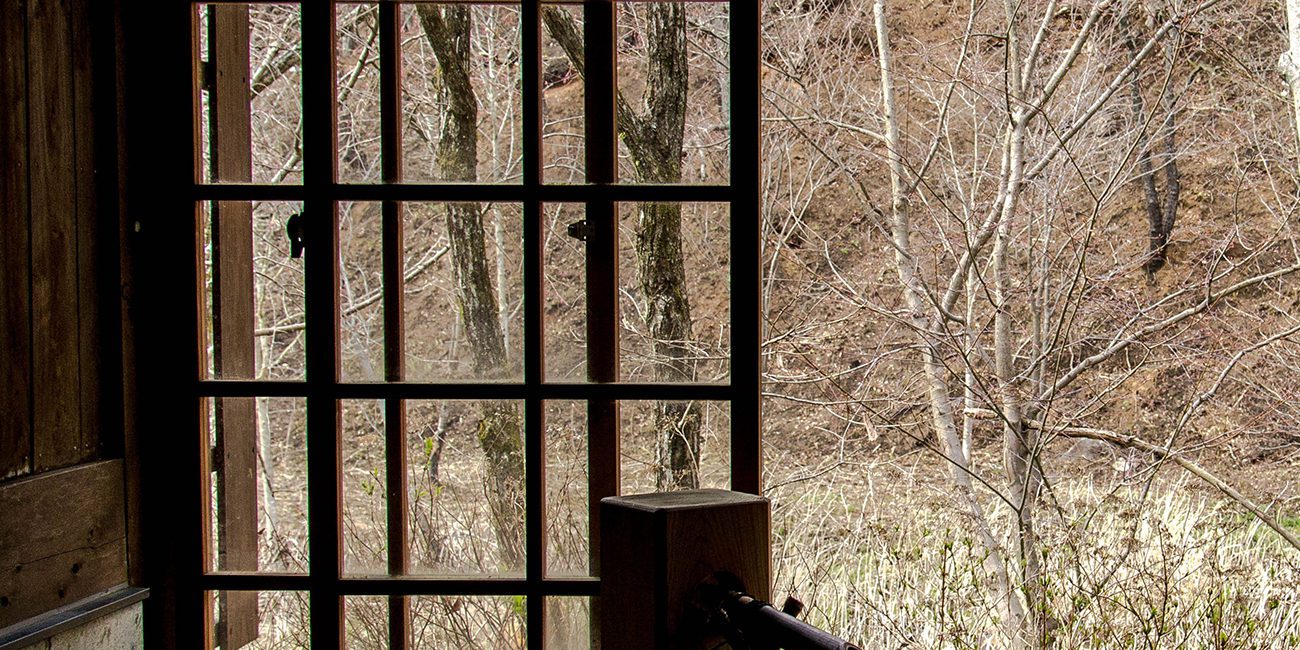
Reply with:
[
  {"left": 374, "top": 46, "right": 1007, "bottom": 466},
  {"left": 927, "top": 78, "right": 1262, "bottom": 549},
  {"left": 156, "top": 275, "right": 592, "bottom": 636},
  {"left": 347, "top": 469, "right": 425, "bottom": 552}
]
[
  {"left": 1126, "top": 15, "right": 1181, "bottom": 277},
  {"left": 543, "top": 5, "right": 701, "bottom": 490},
  {"left": 417, "top": 5, "right": 524, "bottom": 569}
]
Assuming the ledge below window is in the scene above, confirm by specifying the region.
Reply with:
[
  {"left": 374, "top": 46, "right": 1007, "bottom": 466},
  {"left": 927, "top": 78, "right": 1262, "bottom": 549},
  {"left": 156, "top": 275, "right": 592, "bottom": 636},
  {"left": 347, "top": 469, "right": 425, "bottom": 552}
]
[{"left": 0, "top": 586, "right": 148, "bottom": 650}]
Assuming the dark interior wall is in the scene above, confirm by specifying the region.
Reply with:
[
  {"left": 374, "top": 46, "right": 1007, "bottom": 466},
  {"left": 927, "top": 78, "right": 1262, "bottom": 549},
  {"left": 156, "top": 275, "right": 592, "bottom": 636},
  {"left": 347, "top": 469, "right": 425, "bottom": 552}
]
[{"left": 0, "top": 0, "right": 128, "bottom": 631}]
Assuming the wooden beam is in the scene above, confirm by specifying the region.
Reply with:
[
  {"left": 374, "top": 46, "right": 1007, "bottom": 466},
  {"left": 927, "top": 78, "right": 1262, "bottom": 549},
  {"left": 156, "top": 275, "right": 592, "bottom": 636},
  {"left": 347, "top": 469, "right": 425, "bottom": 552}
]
[
  {"left": 207, "top": 4, "right": 259, "bottom": 648},
  {"left": 0, "top": 460, "right": 128, "bottom": 629}
]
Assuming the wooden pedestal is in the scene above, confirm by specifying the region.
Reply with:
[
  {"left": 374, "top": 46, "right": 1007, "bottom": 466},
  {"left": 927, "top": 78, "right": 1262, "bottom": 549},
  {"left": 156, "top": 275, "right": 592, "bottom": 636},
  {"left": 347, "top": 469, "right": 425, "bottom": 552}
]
[{"left": 599, "top": 489, "right": 770, "bottom": 649}]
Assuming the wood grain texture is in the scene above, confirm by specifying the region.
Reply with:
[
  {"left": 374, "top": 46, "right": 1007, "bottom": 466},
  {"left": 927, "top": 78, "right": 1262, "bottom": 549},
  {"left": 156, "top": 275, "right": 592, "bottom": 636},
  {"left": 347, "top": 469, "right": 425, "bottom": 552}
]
[
  {"left": 72, "top": 0, "right": 103, "bottom": 472},
  {"left": 600, "top": 489, "right": 770, "bottom": 649},
  {"left": 28, "top": 0, "right": 88, "bottom": 472},
  {"left": 208, "top": 5, "right": 259, "bottom": 648},
  {"left": 0, "top": 0, "right": 32, "bottom": 480},
  {"left": 0, "top": 460, "right": 128, "bottom": 628}
]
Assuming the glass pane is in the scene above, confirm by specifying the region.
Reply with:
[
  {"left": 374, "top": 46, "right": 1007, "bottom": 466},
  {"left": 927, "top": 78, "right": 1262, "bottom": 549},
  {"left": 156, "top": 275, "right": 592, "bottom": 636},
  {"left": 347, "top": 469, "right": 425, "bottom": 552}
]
[
  {"left": 405, "top": 202, "right": 524, "bottom": 382},
  {"left": 616, "top": 2, "right": 729, "bottom": 184},
  {"left": 197, "top": 4, "right": 304, "bottom": 185},
  {"left": 621, "top": 400, "right": 729, "bottom": 494},
  {"left": 340, "top": 202, "right": 386, "bottom": 382},
  {"left": 618, "top": 202, "right": 730, "bottom": 383},
  {"left": 346, "top": 596, "right": 389, "bottom": 649},
  {"left": 407, "top": 400, "right": 526, "bottom": 575},
  {"left": 546, "top": 597, "right": 591, "bottom": 649},
  {"left": 543, "top": 204, "right": 588, "bottom": 382},
  {"left": 343, "top": 399, "right": 388, "bottom": 575},
  {"left": 337, "top": 4, "right": 382, "bottom": 183},
  {"left": 211, "top": 591, "right": 310, "bottom": 649},
  {"left": 202, "top": 201, "right": 306, "bottom": 381},
  {"left": 541, "top": 4, "right": 585, "bottom": 184},
  {"left": 546, "top": 401, "right": 588, "bottom": 577},
  {"left": 401, "top": 3, "right": 522, "bottom": 184},
  {"left": 207, "top": 397, "right": 309, "bottom": 574},
  {"left": 411, "top": 596, "right": 525, "bottom": 648}
]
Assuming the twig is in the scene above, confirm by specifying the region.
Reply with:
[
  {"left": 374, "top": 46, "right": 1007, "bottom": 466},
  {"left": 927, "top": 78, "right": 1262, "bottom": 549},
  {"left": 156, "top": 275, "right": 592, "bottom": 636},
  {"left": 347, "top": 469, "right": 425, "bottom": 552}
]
[{"left": 255, "top": 245, "right": 449, "bottom": 337}]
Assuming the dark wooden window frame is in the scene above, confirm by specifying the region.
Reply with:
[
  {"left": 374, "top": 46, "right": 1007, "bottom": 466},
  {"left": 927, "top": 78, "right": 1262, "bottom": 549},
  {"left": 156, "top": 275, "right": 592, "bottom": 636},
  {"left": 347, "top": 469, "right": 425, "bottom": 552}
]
[{"left": 128, "top": 0, "right": 760, "bottom": 647}]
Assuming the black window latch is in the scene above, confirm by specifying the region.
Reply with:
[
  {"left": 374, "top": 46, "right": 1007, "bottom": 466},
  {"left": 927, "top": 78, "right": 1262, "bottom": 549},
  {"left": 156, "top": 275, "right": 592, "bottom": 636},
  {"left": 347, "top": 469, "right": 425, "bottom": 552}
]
[
  {"left": 566, "top": 219, "right": 592, "bottom": 242},
  {"left": 286, "top": 212, "right": 306, "bottom": 258}
]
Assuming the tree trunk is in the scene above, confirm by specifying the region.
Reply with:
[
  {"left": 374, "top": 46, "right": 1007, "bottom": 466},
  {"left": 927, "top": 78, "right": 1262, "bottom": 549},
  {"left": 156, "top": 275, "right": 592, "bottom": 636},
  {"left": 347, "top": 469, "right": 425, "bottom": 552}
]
[
  {"left": 543, "top": 5, "right": 701, "bottom": 489},
  {"left": 417, "top": 4, "right": 524, "bottom": 569},
  {"left": 1286, "top": 0, "right": 1300, "bottom": 158},
  {"left": 873, "top": 1, "right": 1028, "bottom": 642},
  {"left": 1126, "top": 15, "right": 1181, "bottom": 277},
  {"left": 634, "top": 5, "right": 699, "bottom": 491}
]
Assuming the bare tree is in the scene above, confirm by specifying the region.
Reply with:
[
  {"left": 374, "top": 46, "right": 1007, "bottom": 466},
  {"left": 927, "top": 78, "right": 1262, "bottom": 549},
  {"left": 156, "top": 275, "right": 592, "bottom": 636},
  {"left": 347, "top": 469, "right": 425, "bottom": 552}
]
[
  {"left": 1285, "top": 0, "right": 1300, "bottom": 153},
  {"left": 417, "top": 4, "right": 524, "bottom": 568},
  {"left": 1123, "top": 9, "right": 1183, "bottom": 276},
  {"left": 761, "top": 0, "right": 1300, "bottom": 646},
  {"left": 544, "top": 6, "right": 703, "bottom": 489}
]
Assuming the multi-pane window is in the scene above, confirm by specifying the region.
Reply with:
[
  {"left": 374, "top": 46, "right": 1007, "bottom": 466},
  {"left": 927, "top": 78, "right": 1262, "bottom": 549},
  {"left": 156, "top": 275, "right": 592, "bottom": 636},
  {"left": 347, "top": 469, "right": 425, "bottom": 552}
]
[{"left": 191, "top": 1, "right": 759, "bottom": 647}]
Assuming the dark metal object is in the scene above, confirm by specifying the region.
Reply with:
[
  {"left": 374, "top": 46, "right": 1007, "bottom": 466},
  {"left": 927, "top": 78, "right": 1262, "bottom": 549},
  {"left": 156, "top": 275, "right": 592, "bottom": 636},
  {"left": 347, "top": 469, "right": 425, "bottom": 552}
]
[
  {"left": 566, "top": 218, "right": 592, "bottom": 241},
  {"left": 700, "top": 574, "right": 861, "bottom": 650},
  {"left": 718, "top": 591, "right": 862, "bottom": 650},
  {"left": 781, "top": 596, "right": 805, "bottom": 618}
]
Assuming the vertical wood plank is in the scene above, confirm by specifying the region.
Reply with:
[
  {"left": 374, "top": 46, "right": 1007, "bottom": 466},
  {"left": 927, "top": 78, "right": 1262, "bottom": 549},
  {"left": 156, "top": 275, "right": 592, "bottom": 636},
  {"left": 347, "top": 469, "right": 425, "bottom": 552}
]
[
  {"left": 584, "top": 0, "right": 620, "bottom": 583},
  {"left": 28, "top": 0, "right": 87, "bottom": 472},
  {"left": 208, "top": 5, "right": 260, "bottom": 649},
  {"left": 72, "top": 0, "right": 103, "bottom": 468},
  {"left": 521, "top": 1, "right": 546, "bottom": 646},
  {"left": 0, "top": 0, "right": 32, "bottom": 480},
  {"left": 599, "top": 490, "right": 770, "bottom": 649}
]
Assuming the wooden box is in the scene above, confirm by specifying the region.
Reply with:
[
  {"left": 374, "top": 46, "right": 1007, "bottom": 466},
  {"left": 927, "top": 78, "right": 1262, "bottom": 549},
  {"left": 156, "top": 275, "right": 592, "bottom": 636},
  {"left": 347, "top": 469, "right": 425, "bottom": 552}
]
[{"left": 599, "top": 489, "right": 770, "bottom": 649}]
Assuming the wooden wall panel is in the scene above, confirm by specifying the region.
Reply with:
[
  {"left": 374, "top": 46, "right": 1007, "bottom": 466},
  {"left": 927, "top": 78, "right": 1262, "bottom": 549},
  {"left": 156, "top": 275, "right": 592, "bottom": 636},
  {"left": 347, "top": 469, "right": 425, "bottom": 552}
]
[
  {"left": 28, "top": 0, "right": 91, "bottom": 472},
  {"left": 0, "top": 460, "right": 128, "bottom": 629},
  {"left": 0, "top": 0, "right": 128, "bottom": 634},
  {"left": 73, "top": 0, "right": 104, "bottom": 466},
  {"left": 0, "top": 0, "right": 32, "bottom": 480}
]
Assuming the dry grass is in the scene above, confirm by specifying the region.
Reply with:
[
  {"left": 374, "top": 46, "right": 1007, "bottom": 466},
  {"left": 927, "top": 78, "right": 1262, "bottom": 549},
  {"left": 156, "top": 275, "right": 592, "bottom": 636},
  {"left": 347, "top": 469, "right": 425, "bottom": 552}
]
[
  {"left": 232, "top": 418, "right": 1300, "bottom": 649},
  {"left": 767, "top": 452, "right": 1300, "bottom": 649}
]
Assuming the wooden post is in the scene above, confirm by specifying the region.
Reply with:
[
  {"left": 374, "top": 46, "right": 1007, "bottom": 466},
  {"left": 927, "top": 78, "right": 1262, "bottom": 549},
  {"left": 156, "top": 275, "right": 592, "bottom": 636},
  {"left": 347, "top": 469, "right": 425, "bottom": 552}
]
[
  {"left": 207, "top": 5, "right": 258, "bottom": 648},
  {"left": 600, "top": 489, "right": 770, "bottom": 649}
]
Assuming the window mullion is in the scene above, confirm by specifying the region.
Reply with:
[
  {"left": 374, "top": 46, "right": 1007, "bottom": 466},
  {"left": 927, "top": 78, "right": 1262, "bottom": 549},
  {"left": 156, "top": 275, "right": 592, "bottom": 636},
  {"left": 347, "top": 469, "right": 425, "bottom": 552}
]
[
  {"left": 378, "top": 1, "right": 410, "bottom": 647},
  {"left": 301, "top": 0, "right": 343, "bottom": 645},
  {"left": 729, "top": 0, "right": 762, "bottom": 495},
  {"left": 582, "top": 2, "right": 620, "bottom": 593},
  {"left": 521, "top": 1, "right": 548, "bottom": 648}
]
